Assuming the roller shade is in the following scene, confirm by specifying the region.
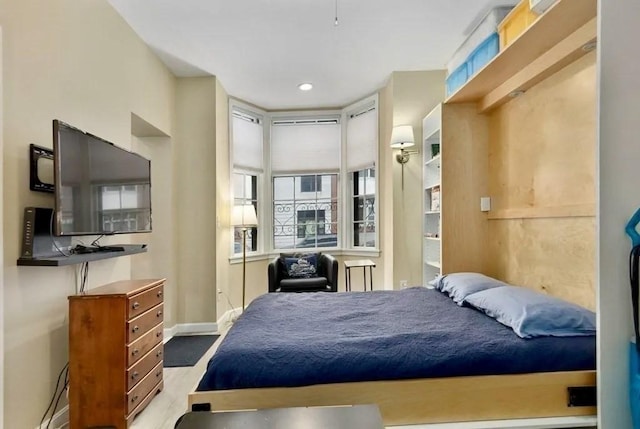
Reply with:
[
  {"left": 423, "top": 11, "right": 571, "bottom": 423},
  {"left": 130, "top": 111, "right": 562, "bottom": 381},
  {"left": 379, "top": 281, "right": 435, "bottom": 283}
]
[
  {"left": 346, "top": 107, "right": 377, "bottom": 171},
  {"left": 232, "top": 113, "right": 263, "bottom": 171},
  {"left": 271, "top": 119, "right": 341, "bottom": 173}
]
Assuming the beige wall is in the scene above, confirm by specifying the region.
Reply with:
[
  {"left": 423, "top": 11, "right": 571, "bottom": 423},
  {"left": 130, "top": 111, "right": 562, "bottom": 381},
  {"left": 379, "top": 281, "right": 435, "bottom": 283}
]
[
  {"left": 378, "top": 79, "right": 395, "bottom": 290},
  {"left": 0, "top": 1, "right": 175, "bottom": 427},
  {"left": 131, "top": 133, "right": 178, "bottom": 328},
  {"left": 215, "top": 82, "right": 234, "bottom": 318},
  {"left": 389, "top": 71, "right": 446, "bottom": 288},
  {"left": 174, "top": 77, "right": 218, "bottom": 323}
]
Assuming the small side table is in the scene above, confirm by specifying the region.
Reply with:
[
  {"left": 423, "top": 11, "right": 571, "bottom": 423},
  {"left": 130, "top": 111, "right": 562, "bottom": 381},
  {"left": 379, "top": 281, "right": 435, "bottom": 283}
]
[{"left": 344, "top": 259, "right": 376, "bottom": 292}]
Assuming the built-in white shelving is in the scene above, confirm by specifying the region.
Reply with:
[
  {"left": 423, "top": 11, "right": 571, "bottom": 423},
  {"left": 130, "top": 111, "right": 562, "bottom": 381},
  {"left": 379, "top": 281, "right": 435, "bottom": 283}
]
[{"left": 422, "top": 105, "right": 442, "bottom": 286}]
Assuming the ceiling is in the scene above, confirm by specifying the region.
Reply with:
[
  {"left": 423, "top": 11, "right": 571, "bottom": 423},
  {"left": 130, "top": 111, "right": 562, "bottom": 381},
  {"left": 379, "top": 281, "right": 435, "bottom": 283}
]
[{"left": 107, "top": 0, "right": 515, "bottom": 110}]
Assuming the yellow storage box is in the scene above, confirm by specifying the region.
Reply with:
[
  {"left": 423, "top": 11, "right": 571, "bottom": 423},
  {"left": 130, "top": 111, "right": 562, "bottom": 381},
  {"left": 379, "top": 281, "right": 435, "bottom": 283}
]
[{"left": 497, "top": 0, "right": 539, "bottom": 50}]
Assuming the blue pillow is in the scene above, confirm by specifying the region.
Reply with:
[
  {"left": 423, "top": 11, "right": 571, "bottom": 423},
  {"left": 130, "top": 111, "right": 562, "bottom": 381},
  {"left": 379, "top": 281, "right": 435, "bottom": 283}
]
[
  {"left": 284, "top": 255, "right": 318, "bottom": 279},
  {"left": 433, "top": 272, "right": 507, "bottom": 305},
  {"left": 463, "top": 286, "right": 596, "bottom": 338}
]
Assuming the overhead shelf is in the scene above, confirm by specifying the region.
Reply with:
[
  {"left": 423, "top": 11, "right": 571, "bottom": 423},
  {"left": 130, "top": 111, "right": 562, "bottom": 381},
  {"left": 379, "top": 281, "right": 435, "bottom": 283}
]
[{"left": 445, "top": 0, "right": 597, "bottom": 112}]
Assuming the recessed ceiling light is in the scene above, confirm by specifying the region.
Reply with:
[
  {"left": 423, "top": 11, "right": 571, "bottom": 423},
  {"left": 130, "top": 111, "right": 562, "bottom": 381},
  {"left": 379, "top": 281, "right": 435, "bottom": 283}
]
[{"left": 298, "top": 83, "right": 313, "bottom": 91}]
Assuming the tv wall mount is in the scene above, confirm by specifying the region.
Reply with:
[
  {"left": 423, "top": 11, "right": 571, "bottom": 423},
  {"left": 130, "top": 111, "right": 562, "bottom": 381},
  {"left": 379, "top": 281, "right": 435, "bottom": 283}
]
[{"left": 29, "top": 143, "right": 54, "bottom": 193}]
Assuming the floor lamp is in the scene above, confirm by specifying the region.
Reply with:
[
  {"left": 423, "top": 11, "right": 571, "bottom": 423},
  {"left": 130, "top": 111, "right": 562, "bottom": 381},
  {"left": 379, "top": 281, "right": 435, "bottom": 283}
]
[{"left": 231, "top": 204, "right": 258, "bottom": 312}]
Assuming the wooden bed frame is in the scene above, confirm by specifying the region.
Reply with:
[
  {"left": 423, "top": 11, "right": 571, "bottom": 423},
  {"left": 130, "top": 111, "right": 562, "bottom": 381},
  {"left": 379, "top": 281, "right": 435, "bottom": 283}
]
[{"left": 188, "top": 370, "right": 596, "bottom": 426}]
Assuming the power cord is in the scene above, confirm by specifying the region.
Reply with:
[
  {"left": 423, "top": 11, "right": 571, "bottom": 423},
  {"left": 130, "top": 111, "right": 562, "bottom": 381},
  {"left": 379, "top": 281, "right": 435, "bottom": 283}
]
[
  {"left": 90, "top": 235, "right": 105, "bottom": 247},
  {"left": 79, "top": 261, "right": 89, "bottom": 293},
  {"left": 218, "top": 288, "right": 239, "bottom": 324},
  {"left": 48, "top": 210, "right": 70, "bottom": 257},
  {"left": 39, "top": 363, "right": 69, "bottom": 429}
]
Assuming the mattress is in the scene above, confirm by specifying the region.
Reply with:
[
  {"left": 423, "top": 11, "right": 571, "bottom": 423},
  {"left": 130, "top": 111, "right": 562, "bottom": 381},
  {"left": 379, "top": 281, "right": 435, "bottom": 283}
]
[{"left": 197, "top": 287, "right": 595, "bottom": 391}]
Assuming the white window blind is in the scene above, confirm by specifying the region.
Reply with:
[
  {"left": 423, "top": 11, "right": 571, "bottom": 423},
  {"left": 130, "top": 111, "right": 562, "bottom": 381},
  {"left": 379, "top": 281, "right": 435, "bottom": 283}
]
[
  {"left": 232, "top": 112, "right": 263, "bottom": 171},
  {"left": 271, "top": 119, "right": 341, "bottom": 173},
  {"left": 346, "top": 106, "right": 377, "bottom": 171}
]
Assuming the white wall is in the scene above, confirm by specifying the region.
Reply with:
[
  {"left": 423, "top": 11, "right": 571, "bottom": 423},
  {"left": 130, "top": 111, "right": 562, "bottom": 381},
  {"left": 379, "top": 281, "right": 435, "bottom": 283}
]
[
  {"left": 0, "top": 1, "right": 175, "bottom": 427},
  {"left": 597, "top": 0, "right": 640, "bottom": 427}
]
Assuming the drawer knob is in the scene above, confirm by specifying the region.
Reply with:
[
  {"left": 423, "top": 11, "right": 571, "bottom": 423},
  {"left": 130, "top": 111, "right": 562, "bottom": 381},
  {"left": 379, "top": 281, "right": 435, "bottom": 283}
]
[
  {"left": 157, "top": 291, "right": 163, "bottom": 298},
  {"left": 156, "top": 370, "right": 162, "bottom": 378},
  {"left": 156, "top": 331, "right": 162, "bottom": 338},
  {"left": 132, "top": 325, "right": 139, "bottom": 333},
  {"left": 157, "top": 310, "right": 163, "bottom": 317},
  {"left": 157, "top": 350, "right": 163, "bottom": 357},
  {"left": 132, "top": 349, "right": 140, "bottom": 356},
  {"left": 132, "top": 395, "right": 139, "bottom": 403},
  {"left": 131, "top": 371, "right": 139, "bottom": 380},
  {"left": 132, "top": 302, "right": 140, "bottom": 310}
]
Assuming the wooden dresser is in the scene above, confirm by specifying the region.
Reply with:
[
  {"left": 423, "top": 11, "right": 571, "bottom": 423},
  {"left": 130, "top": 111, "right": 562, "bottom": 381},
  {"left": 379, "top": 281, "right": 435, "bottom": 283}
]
[{"left": 69, "top": 278, "right": 165, "bottom": 429}]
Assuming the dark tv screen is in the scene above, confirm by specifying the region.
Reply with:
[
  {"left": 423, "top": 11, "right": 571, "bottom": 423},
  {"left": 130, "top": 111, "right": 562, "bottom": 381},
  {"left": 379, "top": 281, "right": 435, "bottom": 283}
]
[{"left": 53, "top": 120, "right": 152, "bottom": 236}]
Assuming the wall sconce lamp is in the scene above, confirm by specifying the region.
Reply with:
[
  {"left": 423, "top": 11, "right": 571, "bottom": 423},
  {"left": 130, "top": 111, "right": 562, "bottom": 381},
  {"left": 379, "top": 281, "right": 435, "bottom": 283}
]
[{"left": 390, "top": 125, "right": 416, "bottom": 189}]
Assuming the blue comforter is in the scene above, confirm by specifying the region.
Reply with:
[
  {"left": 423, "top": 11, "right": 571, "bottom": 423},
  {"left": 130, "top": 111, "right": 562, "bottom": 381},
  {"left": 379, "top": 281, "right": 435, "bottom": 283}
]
[{"left": 197, "top": 287, "right": 595, "bottom": 391}]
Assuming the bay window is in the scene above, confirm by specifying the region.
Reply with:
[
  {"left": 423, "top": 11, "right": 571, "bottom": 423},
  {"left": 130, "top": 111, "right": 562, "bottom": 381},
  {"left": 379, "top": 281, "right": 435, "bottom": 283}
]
[{"left": 271, "top": 117, "right": 341, "bottom": 250}]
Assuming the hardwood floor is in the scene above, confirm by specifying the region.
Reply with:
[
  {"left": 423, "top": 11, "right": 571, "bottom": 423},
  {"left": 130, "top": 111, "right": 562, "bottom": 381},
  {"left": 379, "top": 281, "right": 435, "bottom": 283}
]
[{"left": 130, "top": 333, "right": 222, "bottom": 429}]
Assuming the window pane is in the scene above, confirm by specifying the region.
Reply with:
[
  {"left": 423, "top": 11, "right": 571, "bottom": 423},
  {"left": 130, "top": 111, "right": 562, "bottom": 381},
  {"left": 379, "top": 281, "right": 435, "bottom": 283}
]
[
  {"left": 351, "top": 168, "right": 376, "bottom": 248},
  {"left": 233, "top": 172, "right": 259, "bottom": 255},
  {"left": 273, "top": 174, "right": 338, "bottom": 249},
  {"left": 233, "top": 173, "right": 244, "bottom": 199}
]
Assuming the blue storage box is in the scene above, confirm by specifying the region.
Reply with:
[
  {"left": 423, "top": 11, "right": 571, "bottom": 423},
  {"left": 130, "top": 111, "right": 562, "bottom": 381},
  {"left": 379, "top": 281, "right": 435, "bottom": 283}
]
[
  {"left": 446, "top": 62, "right": 469, "bottom": 96},
  {"left": 468, "top": 32, "right": 500, "bottom": 76}
]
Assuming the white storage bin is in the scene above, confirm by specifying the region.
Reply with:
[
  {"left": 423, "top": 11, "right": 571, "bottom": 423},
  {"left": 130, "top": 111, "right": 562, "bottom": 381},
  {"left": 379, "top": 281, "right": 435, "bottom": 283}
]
[
  {"left": 529, "top": 0, "right": 557, "bottom": 14},
  {"left": 446, "top": 6, "right": 513, "bottom": 75}
]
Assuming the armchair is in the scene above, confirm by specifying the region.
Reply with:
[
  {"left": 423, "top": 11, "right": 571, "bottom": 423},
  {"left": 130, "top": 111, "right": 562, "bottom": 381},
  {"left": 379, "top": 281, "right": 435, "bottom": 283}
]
[{"left": 268, "top": 253, "right": 338, "bottom": 293}]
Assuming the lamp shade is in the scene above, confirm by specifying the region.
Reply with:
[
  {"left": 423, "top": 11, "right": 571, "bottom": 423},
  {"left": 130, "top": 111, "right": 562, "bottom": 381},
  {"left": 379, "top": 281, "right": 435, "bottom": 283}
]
[
  {"left": 390, "top": 125, "right": 415, "bottom": 149},
  {"left": 231, "top": 204, "right": 258, "bottom": 227}
]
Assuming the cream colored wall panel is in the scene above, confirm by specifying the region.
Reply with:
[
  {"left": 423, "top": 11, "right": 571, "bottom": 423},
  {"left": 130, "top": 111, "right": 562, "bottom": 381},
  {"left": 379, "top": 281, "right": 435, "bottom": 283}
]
[
  {"left": 391, "top": 71, "right": 445, "bottom": 289},
  {"left": 215, "top": 81, "right": 233, "bottom": 317},
  {"left": 132, "top": 135, "right": 177, "bottom": 329},
  {"left": 379, "top": 82, "right": 394, "bottom": 290},
  {"left": 488, "top": 217, "right": 596, "bottom": 310},
  {"left": 1, "top": 1, "right": 175, "bottom": 427},
  {"left": 175, "top": 77, "right": 217, "bottom": 324}
]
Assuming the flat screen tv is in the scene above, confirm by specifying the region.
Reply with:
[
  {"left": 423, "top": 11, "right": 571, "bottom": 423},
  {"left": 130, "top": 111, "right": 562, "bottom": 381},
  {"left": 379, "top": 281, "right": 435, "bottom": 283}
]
[{"left": 53, "top": 120, "right": 152, "bottom": 236}]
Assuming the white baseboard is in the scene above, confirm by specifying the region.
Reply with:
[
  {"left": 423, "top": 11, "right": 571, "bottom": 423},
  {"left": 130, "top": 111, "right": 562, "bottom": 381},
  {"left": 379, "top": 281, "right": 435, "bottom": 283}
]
[
  {"left": 164, "top": 322, "right": 218, "bottom": 342},
  {"left": 37, "top": 405, "right": 68, "bottom": 429}
]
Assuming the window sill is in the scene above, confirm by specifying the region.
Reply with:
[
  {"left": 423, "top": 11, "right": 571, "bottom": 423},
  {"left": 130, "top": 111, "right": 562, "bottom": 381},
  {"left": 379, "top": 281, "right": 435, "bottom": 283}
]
[{"left": 229, "top": 248, "right": 381, "bottom": 264}]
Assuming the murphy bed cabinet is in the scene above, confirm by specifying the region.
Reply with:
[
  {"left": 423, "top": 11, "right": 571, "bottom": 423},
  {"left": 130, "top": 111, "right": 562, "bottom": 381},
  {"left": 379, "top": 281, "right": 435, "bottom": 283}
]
[
  {"left": 69, "top": 278, "right": 166, "bottom": 429},
  {"left": 426, "top": 0, "right": 597, "bottom": 309},
  {"left": 422, "top": 103, "right": 489, "bottom": 286}
]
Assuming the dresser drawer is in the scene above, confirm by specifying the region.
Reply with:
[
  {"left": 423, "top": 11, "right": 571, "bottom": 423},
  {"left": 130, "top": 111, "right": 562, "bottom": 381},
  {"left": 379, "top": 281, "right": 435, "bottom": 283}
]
[
  {"left": 128, "top": 284, "right": 164, "bottom": 319},
  {"left": 127, "top": 380, "right": 164, "bottom": 425},
  {"left": 127, "top": 322, "right": 163, "bottom": 367},
  {"left": 127, "top": 303, "right": 164, "bottom": 343},
  {"left": 126, "top": 342, "right": 164, "bottom": 391},
  {"left": 127, "top": 361, "right": 163, "bottom": 414}
]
